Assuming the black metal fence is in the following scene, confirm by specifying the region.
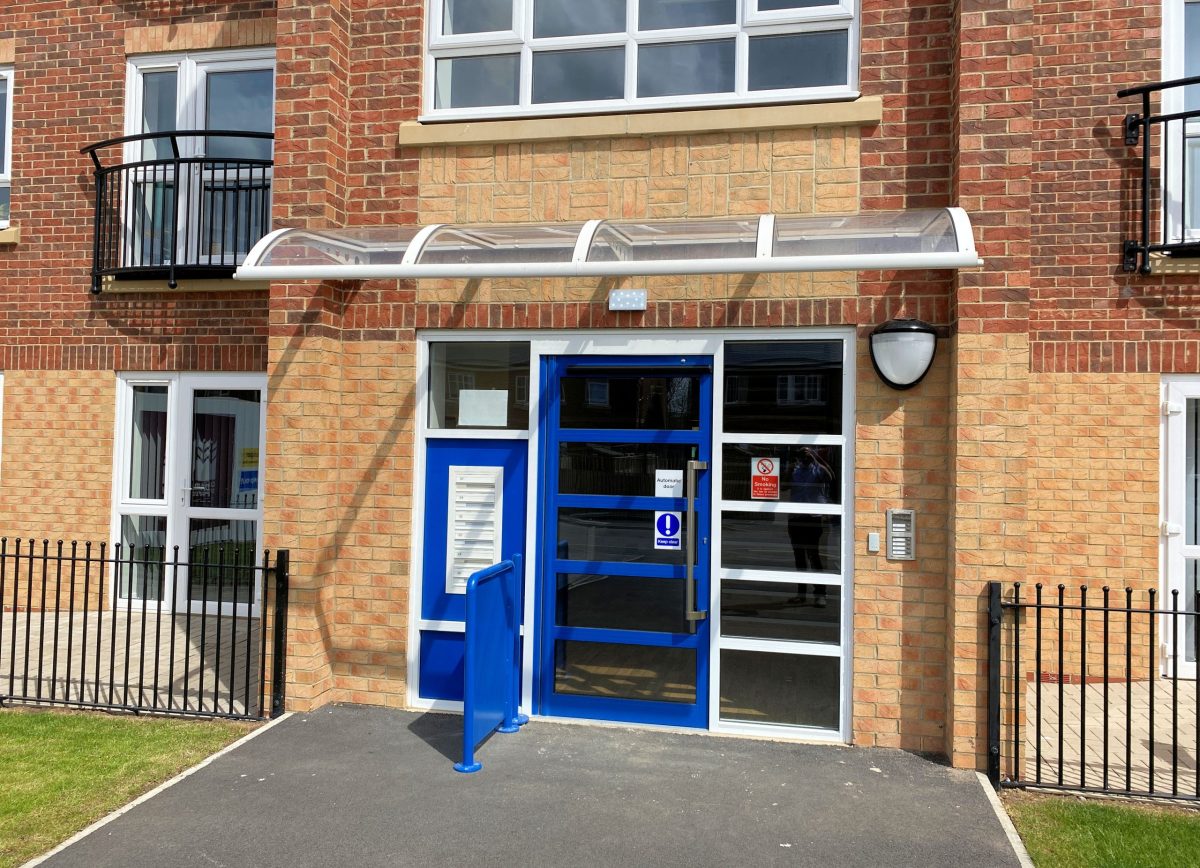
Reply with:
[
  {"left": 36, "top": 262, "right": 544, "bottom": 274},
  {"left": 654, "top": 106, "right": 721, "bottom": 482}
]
[
  {"left": 0, "top": 538, "right": 289, "bottom": 721},
  {"left": 988, "top": 581, "right": 1200, "bottom": 802},
  {"left": 1118, "top": 75, "right": 1200, "bottom": 273},
  {"left": 81, "top": 130, "right": 274, "bottom": 292}
]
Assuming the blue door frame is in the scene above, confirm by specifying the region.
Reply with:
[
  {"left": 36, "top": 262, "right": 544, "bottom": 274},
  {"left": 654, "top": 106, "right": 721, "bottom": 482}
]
[{"left": 535, "top": 355, "right": 713, "bottom": 728}]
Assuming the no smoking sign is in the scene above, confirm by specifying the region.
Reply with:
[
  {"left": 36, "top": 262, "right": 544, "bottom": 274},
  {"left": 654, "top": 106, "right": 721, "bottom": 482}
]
[{"left": 751, "top": 456, "right": 780, "bottom": 500}]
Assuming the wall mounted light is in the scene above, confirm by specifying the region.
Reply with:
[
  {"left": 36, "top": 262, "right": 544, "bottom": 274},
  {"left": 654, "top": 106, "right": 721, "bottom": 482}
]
[
  {"left": 608, "top": 288, "right": 648, "bottom": 311},
  {"left": 869, "top": 318, "right": 938, "bottom": 390}
]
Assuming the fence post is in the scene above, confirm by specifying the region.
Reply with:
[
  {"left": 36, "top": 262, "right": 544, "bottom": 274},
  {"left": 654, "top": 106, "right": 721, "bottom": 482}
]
[
  {"left": 270, "top": 550, "right": 290, "bottom": 718},
  {"left": 987, "top": 581, "right": 1002, "bottom": 788}
]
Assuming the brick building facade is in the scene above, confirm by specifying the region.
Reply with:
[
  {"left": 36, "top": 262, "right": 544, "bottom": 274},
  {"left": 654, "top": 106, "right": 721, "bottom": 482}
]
[{"left": 0, "top": 0, "right": 1193, "bottom": 771}]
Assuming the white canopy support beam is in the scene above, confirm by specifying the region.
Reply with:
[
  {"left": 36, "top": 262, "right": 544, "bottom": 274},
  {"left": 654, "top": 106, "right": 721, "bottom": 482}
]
[{"left": 234, "top": 208, "right": 982, "bottom": 282}]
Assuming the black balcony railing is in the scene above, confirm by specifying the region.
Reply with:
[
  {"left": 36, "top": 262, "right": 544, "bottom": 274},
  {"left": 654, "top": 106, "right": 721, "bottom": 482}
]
[
  {"left": 81, "top": 130, "right": 274, "bottom": 293},
  {"left": 1118, "top": 75, "right": 1200, "bottom": 273}
]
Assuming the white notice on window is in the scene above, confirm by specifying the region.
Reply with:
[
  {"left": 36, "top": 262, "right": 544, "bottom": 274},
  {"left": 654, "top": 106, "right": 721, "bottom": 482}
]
[
  {"left": 655, "top": 469, "right": 684, "bottom": 498},
  {"left": 458, "top": 389, "right": 508, "bottom": 427}
]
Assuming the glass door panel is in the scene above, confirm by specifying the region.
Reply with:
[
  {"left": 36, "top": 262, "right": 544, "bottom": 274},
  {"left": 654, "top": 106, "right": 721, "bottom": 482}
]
[
  {"left": 557, "top": 508, "right": 690, "bottom": 565},
  {"left": 558, "top": 442, "right": 694, "bottom": 496},
  {"left": 554, "top": 641, "right": 696, "bottom": 704},
  {"left": 719, "top": 650, "right": 839, "bottom": 729},
  {"left": 556, "top": 574, "right": 687, "bottom": 633},
  {"left": 190, "top": 389, "right": 261, "bottom": 510},
  {"left": 200, "top": 68, "right": 274, "bottom": 264},
  {"left": 187, "top": 518, "right": 258, "bottom": 604},
  {"left": 128, "top": 385, "right": 168, "bottom": 500},
  {"left": 118, "top": 515, "right": 167, "bottom": 602},
  {"left": 177, "top": 379, "right": 264, "bottom": 614},
  {"left": 539, "top": 356, "right": 712, "bottom": 727},
  {"left": 204, "top": 69, "right": 274, "bottom": 160}
]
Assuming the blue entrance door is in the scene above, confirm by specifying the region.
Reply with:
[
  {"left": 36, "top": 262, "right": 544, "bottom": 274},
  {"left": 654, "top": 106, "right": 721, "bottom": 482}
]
[{"left": 537, "top": 355, "right": 712, "bottom": 727}]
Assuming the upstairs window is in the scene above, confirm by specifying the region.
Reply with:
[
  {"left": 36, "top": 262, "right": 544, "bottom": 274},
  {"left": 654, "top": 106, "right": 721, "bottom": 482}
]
[
  {"left": 424, "top": 0, "right": 857, "bottom": 120},
  {"left": 128, "top": 49, "right": 274, "bottom": 157},
  {"left": 0, "top": 67, "right": 12, "bottom": 227}
]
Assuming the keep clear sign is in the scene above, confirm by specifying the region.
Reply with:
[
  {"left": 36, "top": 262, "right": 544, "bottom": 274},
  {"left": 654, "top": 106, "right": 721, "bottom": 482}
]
[{"left": 654, "top": 511, "right": 682, "bottom": 550}]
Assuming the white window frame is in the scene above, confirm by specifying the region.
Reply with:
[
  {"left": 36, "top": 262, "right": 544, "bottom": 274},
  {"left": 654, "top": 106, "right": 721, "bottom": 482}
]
[
  {"left": 1161, "top": 376, "right": 1199, "bottom": 680},
  {"left": 125, "top": 48, "right": 277, "bottom": 147},
  {"left": 0, "top": 66, "right": 13, "bottom": 229},
  {"left": 111, "top": 372, "right": 267, "bottom": 616},
  {"left": 422, "top": 0, "right": 860, "bottom": 121}
]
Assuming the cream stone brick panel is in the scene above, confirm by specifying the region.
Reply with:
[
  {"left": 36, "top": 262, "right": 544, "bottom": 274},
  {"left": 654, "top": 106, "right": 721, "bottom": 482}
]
[
  {"left": 276, "top": 338, "right": 417, "bottom": 707},
  {"left": 264, "top": 329, "right": 347, "bottom": 711},
  {"left": 854, "top": 340, "right": 951, "bottom": 754},
  {"left": 0, "top": 39, "right": 14, "bottom": 64},
  {"left": 947, "top": 332, "right": 1031, "bottom": 769},
  {"left": 0, "top": 370, "right": 115, "bottom": 542},
  {"left": 1027, "top": 372, "right": 1159, "bottom": 590},
  {"left": 413, "top": 124, "right": 866, "bottom": 300},
  {"left": 125, "top": 20, "right": 276, "bottom": 56}
]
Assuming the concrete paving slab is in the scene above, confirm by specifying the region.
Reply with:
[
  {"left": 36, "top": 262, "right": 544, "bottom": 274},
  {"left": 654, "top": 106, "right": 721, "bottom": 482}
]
[{"left": 42, "top": 705, "right": 1020, "bottom": 868}]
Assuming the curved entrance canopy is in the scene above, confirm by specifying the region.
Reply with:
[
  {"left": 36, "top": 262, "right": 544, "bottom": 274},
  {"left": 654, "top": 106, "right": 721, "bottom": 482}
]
[{"left": 234, "top": 208, "right": 980, "bottom": 281}]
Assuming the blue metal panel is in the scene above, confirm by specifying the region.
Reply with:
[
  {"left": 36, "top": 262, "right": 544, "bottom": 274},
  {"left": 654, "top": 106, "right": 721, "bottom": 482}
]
[
  {"left": 554, "top": 559, "right": 682, "bottom": 579},
  {"left": 553, "top": 625, "right": 701, "bottom": 648},
  {"left": 418, "top": 631, "right": 465, "bottom": 702},
  {"left": 420, "top": 438, "right": 527, "bottom": 623},
  {"left": 455, "top": 556, "right": 526, "bottom": 773},
  {"left": 419, "top": 631, "right": 525, "bottom": 703},
  {"left": 536, "top": 354, "right": 713, "bottom": 729},
  {"left": 555, "top": 494, "right": 688, "bottom": 511},
  {"left": 555, "top": 429, "right": 704, "bottom": 445}
]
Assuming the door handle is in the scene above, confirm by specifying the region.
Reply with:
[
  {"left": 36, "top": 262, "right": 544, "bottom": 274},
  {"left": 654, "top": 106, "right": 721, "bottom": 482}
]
[{"left": 685, "top": 459, "right": 708, "bottom": 633}]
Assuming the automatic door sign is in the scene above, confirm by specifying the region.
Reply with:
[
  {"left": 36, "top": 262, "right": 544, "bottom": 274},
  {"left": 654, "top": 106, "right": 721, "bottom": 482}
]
[
  {"left": 751, "top": 456, "right": 780, "bottom": 500},
  {"left": 654, "top": 511, "right": 683, "bottom": 550}
]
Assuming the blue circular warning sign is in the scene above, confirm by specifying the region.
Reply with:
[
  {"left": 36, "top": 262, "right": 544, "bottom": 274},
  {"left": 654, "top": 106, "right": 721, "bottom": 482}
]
[{"left": 656, "top": 512, "right": 680, "bottom": 537}]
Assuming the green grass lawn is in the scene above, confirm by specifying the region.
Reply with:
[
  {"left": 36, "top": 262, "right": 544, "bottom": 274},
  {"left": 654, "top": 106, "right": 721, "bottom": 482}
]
[
  {"left": 0, "top": 709, "right": 252, "bottom": 868},
  {"left": 1004, "top": 791, "right": 1200, "bottom": 868}
]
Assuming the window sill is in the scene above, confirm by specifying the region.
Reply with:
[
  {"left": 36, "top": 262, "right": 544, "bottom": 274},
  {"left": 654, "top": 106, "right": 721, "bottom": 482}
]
[
  {"left": 0, "top": 226, "right": 18, "bottom": 244},
  {"left": 1150, "top": 252, "right": 1200, "bottom": 275},
  {"left": 99, "top": 276, "right": 270, "bottom": 293},
  {"left": 398, "top": 96, "right": 882, "bottom": 147}
]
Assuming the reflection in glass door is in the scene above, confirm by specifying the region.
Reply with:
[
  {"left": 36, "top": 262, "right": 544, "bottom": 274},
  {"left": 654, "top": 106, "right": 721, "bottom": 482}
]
[
  {"left": 197, "top": 67, "right": 274, "bottom": 265},
  {"left": 538, "top": 356, "right": 712, "bottom": 727},
  {"left": 181, "top": 384, "right": 263, "bottom": 611}
]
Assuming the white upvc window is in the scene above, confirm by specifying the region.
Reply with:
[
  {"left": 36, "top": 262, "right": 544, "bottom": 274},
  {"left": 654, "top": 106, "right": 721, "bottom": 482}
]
[
  {"left": 423, "top": 0, "right": 858, "bottom": 121},
  {"left": 0, "top": 66, "right": 13, "bottom": 228},
  {"left": 126, "top": 48, "right": 276, "bottom": 150}
]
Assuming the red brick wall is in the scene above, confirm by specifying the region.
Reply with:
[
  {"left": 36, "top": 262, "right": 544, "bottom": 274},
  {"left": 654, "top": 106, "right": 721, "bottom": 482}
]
[
  {"left": 1031, "top": 0, "right": 1200, "bottom": 373},
  {"left": 0, "top": 2, "right": 272, "bottom": 373}
]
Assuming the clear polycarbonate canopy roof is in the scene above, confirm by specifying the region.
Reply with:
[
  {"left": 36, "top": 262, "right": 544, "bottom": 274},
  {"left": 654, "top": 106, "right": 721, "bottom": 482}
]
[{"left": 235, "top": 208, "right": 980, "bottom": 281}]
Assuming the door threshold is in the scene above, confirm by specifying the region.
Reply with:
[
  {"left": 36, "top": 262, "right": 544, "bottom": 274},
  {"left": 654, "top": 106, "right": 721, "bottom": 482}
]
[{"left": 528, "top": 713, "right": 849, "bottom": 747}]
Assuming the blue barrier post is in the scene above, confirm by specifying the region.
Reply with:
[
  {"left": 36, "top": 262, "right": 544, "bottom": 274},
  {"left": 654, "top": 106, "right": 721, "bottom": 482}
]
[{"left": 454, "top": 554, "right": 525, "bottom": 773}]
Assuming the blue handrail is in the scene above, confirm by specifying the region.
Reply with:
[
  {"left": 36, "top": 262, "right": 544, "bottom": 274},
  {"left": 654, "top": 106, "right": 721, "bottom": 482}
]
[{"left": 454, "top": 554, "right": 526, "bottom": 773}]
